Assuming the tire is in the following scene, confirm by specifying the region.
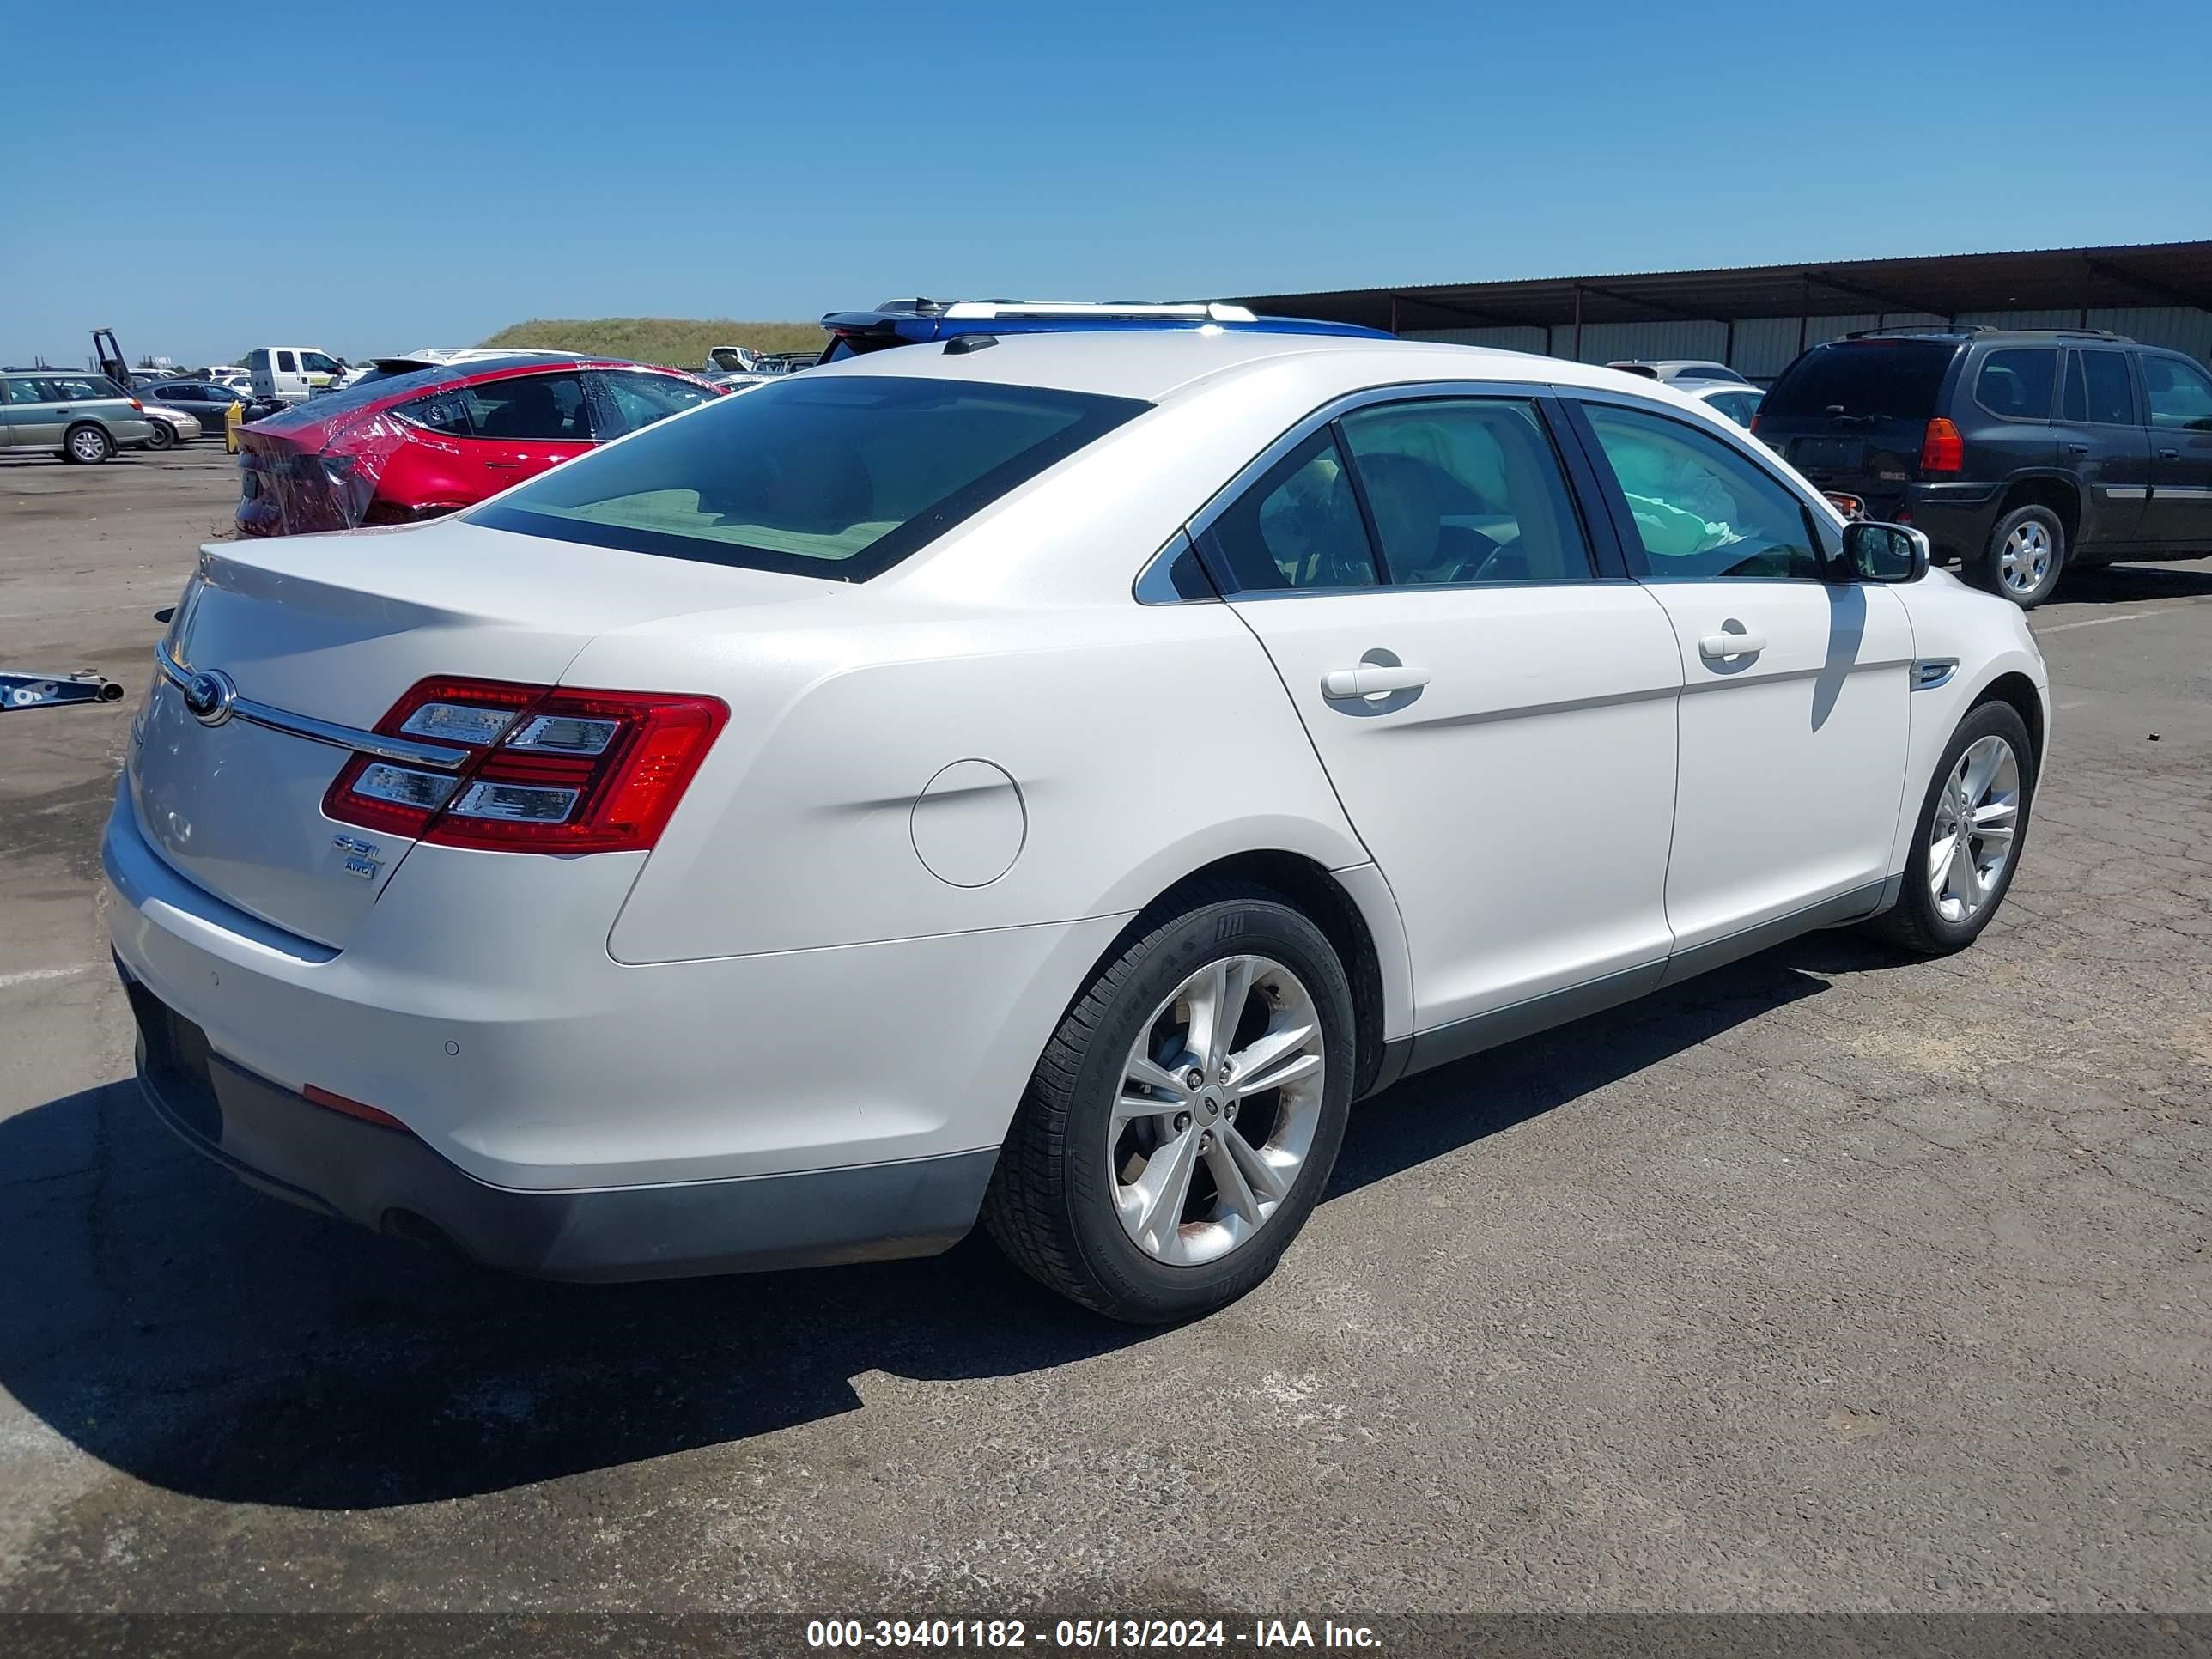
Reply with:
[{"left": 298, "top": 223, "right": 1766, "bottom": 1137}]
[
  {"left": 1864, "top": 699, "right": 2036, "bottom": 957},
  {"left": 1975, "top": 503, "right": 2065, "bottom": 609},
  {"left": 983, "top": 884, "right": 1356, "bottom": 1322},
  {"left": 143, "top": 420, "right": 174, "bottom": 452},
  {"left": 63, "top": 423, "right": 113, "bottom": 465}
]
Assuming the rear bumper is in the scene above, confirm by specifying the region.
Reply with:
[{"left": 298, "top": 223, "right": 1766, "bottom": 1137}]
[
  {"left": 1899, "top": 482, "right": 2003, "bottom": 561},
  {"left": 126, "top": 970, "right": 998, "bottom": 1282},
  {"left": 104, "top": 781, "right": 1115, "bottom": 1209}
]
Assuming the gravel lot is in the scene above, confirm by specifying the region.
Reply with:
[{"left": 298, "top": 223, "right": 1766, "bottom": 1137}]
[{"left": 3, "top": 447, "right": 2208, "bottom": 1614}]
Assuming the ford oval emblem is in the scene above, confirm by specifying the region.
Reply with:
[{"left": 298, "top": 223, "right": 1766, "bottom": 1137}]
[{"left": 182, "top": 669, "right": 238, "bottom": 727}]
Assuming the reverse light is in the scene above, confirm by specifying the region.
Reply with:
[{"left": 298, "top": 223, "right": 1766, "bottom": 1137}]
[
  {"left": 1919, "top": 416, "right": 1965, "bottom": 475},
  {"left": 322, "top": 676, "right": 727, "bottom": 853}
]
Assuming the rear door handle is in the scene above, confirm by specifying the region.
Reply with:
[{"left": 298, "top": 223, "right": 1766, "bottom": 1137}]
[
  {"left": 2159, "top": 448, "right": 2180, "bottom": 460},
  {"left": 1321, "top": 664, "right": 1429, "bottom": 699},
  {"left": 2067, "top": 442, "right": 2089, "bottom": 455},
  {"left": 1698, "top": 630, "right": 1766, "bottom": 660}
]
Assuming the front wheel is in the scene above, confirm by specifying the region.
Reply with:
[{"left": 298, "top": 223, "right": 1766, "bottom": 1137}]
[
  {"left": 1978, "top": 504, "right": 2065, "bottom": 608},
  {"left": 1865, "top": 700, "right": 2035, "bottom": 956},
  {"left": 984, "top": 887, "right": 1355, "bottom": 1322},
  {"left": 63, "top": 423, "right": 113, "bottom": 465},
  {"left": 143, "top": 420, "right": 174, "bottom": 452}
]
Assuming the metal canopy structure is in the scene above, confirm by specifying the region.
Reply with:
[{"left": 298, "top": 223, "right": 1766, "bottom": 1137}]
[{"left": 1235, "top": 241, "right": 2212, "bottom": 338}]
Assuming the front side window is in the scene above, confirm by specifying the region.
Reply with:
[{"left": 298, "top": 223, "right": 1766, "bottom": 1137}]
[
  {"left": 1338, "top": 398, "right": 1592, "bottom": 584},
  {"left": 1200, "top": 426, "right": 1378, "bottom": 593},
  {"left": 1974, "top": 349, "right": 2057, "bottom": 420},
  {"left": 598, "top": 370, "right": 718, "bottom": 436},
  {"left": 301, "top": 351, "right": 343, "bottom": 375},
  {"left": 2142, "top": 356, "right": 2212, "bottom": 429},
  {"left": 1581, "top": 402, "right": 1826, "bottom": 580},
  {"left": 471, "top": 374, "right": 1146, "bottom": 581}
]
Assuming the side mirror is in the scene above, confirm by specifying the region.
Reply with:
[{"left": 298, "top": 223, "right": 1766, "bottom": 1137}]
[{"left": 1843, "top": 520, "right": 1929, "bottom": 584}]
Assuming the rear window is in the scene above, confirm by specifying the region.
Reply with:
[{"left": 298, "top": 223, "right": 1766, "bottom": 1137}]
[
  {"left": 471, "top": 375, "right": 1147, "bottom": 581},
  {"left": 1762, "top": 341, "right": 1955, "bottom": 420},
  {"left": 248, "top": 364, "right": 464, "bottom": 432}
]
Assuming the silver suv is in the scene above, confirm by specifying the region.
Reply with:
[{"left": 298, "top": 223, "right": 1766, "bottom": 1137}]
[{"left": 0, "top": 371, "right": 156, "bottom": 463}]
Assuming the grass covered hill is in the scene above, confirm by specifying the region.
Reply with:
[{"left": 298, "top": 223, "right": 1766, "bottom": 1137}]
[{"left": 478, "top": 317, "right": 823, "bottom": 368}]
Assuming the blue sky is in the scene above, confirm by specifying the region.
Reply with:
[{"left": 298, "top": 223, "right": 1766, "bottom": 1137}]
[{"left": 3, "top": 0, "right": 2207, "bottom": 367}]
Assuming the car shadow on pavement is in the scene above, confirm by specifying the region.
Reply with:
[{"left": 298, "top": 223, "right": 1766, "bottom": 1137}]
[
  {"left": 0, "top": 939, "right": 1873, "bottom": 1511},
  {"left": 2051, "top": 561, "right": 2212, "bottom": 603}
]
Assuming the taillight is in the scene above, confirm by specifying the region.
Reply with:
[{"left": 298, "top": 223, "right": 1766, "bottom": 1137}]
[
  {"left": 322, "top": 676, "right": 726, "bottom": 854},
  {"left": 130, "top": 398, "right": 146, "bottom": 411},
  {"left": 1919, "top": 417, "right": 1964, "bottom": 474}
]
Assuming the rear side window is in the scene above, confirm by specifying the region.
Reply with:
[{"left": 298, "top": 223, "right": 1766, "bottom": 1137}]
[
  {"left": 1763, "top": 342, "right": 1954, "bottom": 420},
  {"left": 1975, "top": 349, "right": 2057, "bottom": 420},
  {"left": 2142, "top": 356, "right": 2212, "bottom": 429},
  {"left": 471, "top": 375, "right": 1147, "bottom": 581},
  {"left": 1202, "top": 427, "right": 1379, "bottom": 593},
  {"left": 1581, "top": 403, "right": 1825, "bottom": 580},
  {"left": 1339, "top": 398, "right": 1592, "bottom": 584},
  {"left": 467, "top": 373, "right": 594, "bottom": 441},
  {"left": 276, "top": 351, "right": 297, "bottom": 373},
  {"left": 2064, "top": 351, "right": 2136, "bottom": 425},
  {"left": 400, "top": 387, "right": 477, "bottom": 435},
  {"left": 48, "top": 378, "right": 120, "bottom": 402}
]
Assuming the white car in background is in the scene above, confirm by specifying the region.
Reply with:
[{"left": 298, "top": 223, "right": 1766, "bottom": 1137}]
[
  {"left": 110, "top": 332, "right": 2048, "bottom": 1322},
  {"left": 1683, "top": 379, "right": 1765, "bottom": 428}
]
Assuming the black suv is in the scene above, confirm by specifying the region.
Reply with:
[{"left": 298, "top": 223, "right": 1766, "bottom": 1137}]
[{"left": 1757, "top": 326, "right": 2212, "bottom": 607}]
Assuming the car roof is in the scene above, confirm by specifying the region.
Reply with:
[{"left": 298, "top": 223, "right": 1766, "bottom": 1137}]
[{"left": 798, "top": 326, "right": 1693, "bottom": 407}]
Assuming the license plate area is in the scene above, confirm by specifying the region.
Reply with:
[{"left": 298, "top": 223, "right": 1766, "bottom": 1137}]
[{"left": 1791, "top": 436, "right": 1864, "bottom": 472}]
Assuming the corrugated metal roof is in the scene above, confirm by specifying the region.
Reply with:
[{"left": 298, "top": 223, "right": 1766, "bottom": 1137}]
[{"left": 1235, "top": 241, "right": 2212, "bottom": 331}]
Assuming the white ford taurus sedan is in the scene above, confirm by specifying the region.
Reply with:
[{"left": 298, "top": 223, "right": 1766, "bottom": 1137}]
[{"left": 108, "top": 330, "right": 2049, "bottom": 1322}]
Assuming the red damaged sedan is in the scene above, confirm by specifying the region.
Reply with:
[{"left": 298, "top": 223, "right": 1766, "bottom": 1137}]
[{"left": 234, "top": 354, "right": 724, "bottom": 536}]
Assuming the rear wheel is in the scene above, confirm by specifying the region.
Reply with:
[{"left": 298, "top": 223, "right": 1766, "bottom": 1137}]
[
  {"left": 1976, "top": 504, "right": 2065, "bottom": 608},
  {"left": 63, "top": 423, "right": 113, "bottom": 465},
  {"left": 1864, "top": 700, "right": 2035, "bottom": 956},
  {"left": 984, "top": 887, "right": 1355, "bottom": 1322}
]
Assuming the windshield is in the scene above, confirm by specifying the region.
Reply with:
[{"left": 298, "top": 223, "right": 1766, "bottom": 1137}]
[
  {"left": 1764, "top": 341, "right": 1956, "bottom": 420},
  {"left": 470, "top": 374, "right": 1149, "bottom": 581}
]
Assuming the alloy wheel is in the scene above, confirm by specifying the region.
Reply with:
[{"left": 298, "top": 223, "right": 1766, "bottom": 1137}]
[
  {"left": 1929, "top": 734, "right": 2021, "bottom": 923},
  {"left": 1109, "top": 955, "right": 1326, "bottom": 1267},
  {"left": 1999, "top": 521, "right": 2053, "bottom": 593},
  {"left": 69, "top": 428, "right": 108, "bottom": 463}
]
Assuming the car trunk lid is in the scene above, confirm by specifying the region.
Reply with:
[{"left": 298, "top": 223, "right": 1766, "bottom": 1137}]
[{"left": 131, "top": 520, "right": 815, "bottom": 950}]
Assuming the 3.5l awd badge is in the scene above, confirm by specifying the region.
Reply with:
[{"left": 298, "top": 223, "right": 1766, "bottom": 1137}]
[{"left": 331, "top": 834, "right": 381, "bottom": 878}]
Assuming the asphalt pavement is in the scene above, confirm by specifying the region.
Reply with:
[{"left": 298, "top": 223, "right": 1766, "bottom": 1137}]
[{"left": 2, "top": 447, "right": 2207, "bottom": 1613}]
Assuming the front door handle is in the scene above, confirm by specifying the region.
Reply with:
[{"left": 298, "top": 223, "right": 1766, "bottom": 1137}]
[
  {"left": 483, "top": 460, "right": 526, "bottom": 471},
  {"left": 2067, "top": 442, "right": 2089, "bottom": 455},
  {"left": 1321, "top": 663, "right": 1429, "bottom": 699},
  {"left": 1698, "top": 630, "right": 1766, "bottom": 660}
]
